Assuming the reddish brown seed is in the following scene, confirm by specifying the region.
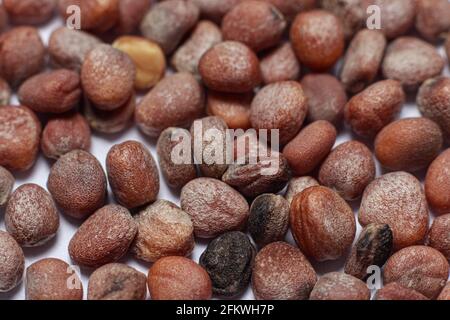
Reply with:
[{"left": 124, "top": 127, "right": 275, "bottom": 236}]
[
  {"left": 375, "top": 282, "right": 429, "bottom": 300},
  {"left": 18, "top": 70, "right": 82, "bottom": 114},
  {"left": 359, "top": 172, "right": 429, "bottom": 250},
  {"left": 47, "top": 150, "right": 107, "bottom": 219},
  {"left": 260, "top": 43, "right": 300, "bottom": 85},
  {"left": 148, "top": 256, "right": 212, "bottom": 300},
  {"left": 0, "top": 78, "right": 11, "bottom": 106},
  {"left": 375, "top": 118, "right": 443, "bottom": 172},
  {"left": 320, "top": 0, "right": 365, "bottom": 39},
  {"left": 69, "top": 204, "right": 137, "bottom": 268},
  {"left": 266, "top": 0, "right": 317, "bottom": 22},
  {"left": 382, "top": 37, "right": 445, "bottom": 91},
  {"left": 0, "top": 230, "right": 24, "bottom": 292},
  {"left": 284, "top": 176, "right": 319, "bottom": 205},
  {"left": 88, "top": 263, "right": 147, "bottom": 300},
  {"left": 133, "top": 200, "right": 194, "bottom": 263},
  {"left": 301, "top": 74, "right": 347, "bottom": 125},
  {"left": 310, "top": 272, "right": 370, "bottom": 300},
  {"left": 319, "top": 141, "right": 375, "bottom": 201},
  {"left": 180, "top": 177, "right": 249, "bottom": 238},
  {"left": 190, "top": 0, "right": 240, "bottom": 23},
  {"left": 135, "top": 72, "right": 205, "bottom": 137},
  {"left": 140, "top": 0, "right": 199, "bottom": 54},
  {"left": 438, "top": 282, "right": 450, "bottom": 300},
  {"left": 290, "top": 186, "right": 356, "bottom": 261},
  {"left": 199, "top": 41, "right": 261, "bottom": 93},
  {"left": 0, "top": 105, "right": 41, "bottom": 171},
  {"left": 283, "top": 120, "right": 337, "bottom": 176},
  {"left": 206, "top": 91, "right": 252, "bottom": 130},
  {"left": 290, "top": 10, "right": 344, "bottom": 71},
  {"left": 415, "top": 0, "right": 450, "bottom": 42},
  {"left": 3, "top": 0, "right": 56, "bottom": 25},
  {"left": 0, "top": 26, "right": 45, "bottom": 87},
  {"left": 5, "top": 183, "right": 59, "bottom": 247},
  {"left": 384, "top": 245, "right": 449, "bottom": 299},
  {"left": 427, "top": 214, "right": 450, "bottom": 261},
  {"left": 252, "top": 241, "right": 317, "bottom": 300},
  {"left": 340, "top": 29, "right": 387, "bottom": 94},
  {"left": 344, "top": 80, "right": 405, "bottom": 138},
  {"left": 425, "top": 149, "right": 450, "bottom": 215},
  {"left": 115, "top": 0, "right": 150, "bottom": 35}
]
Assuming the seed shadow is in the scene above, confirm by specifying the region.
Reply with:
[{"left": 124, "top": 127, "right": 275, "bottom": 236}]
[{"left": 22, "top": 234, "right": 59, "bottom": 259}]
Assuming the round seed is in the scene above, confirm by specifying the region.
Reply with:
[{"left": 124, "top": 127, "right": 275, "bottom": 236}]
[
  {"left": 415, "top": 0, "right": 450, "bottom": 42},
  {"left": 375, "top": 282, "right": 429, "bottom": 300},
  {"left": 425, "top": 149, "right": 450, "bottom": 215},
  {"left": 206, "top": 91, "right": 252, "bottom": 130},
  {"left": 284, "top": 176, "right": 319, "bottom": 205},
  {"left": 0, "top": 166, "right": 14, "bottom": 207},
  {"left": 320, "top": 0, "right": 365, "bottom": 39},
  {"left": 266, "top": 0, "right": 316, "bottom": 22},
  {"left": 4, "top": 0, "right": 56, "bottom": 25},
  {"left": 115, "top": 0, "right": 150, "bottom": 35},
  {"left": 0, "top": 230, "right": 24, "bottom": 292},
  {"left": 427, "top": 214, "right": 450, "bottom": 261},
  {"left": 310, "top": 272, "right": 370, "bottom": 300},
  {"left": 260, "top": 43, "right": 300, "bottom": 85}
]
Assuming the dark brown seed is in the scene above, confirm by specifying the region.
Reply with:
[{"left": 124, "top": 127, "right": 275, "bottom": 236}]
[
  {"left": 320, "top": 0, "right": 365, "bottom": 39},
  {"left": 206, "top": 91, "right": 252, "bottom": 130},
  {"left": 260, "top": 43, "right": 300, "bottom": 85},
  {"left": 375, "top": 282, "right": 429, "bottom": 300},
  {"left": 0, "top": 166, "right": 14, "bottom": 207},
  {"left": 310, "top": 272, "right": 370, "bottom": 300},
  {"left": 344, "top": 223, "right": 393, "bottom": 280},
  {"left": 0, "top": 78, "right": 11, "bottom": 106},
  {"left": 415, "top": 0, "right": 450, "bottom": 42},
  {"left": 4, "top": 0, "right": 56, "bottom": 25},
  {"left": 427, "top": 214, "right": 450, "bottom": 261},
  {"left": 115, "top": 0, "right": 150, "bottom": 35},
  {"left": 284, "top": 176, "right": 319, "bottom": 205},
  {"left": 0, "top": 230, "right": 24, "bottom": 292},
  {"left": 425, "top": 149, "right": 450, "bottom": 215},
  {"left": 88, "top": 263, "right": 147, "bottom": 300},
  {"left": 438, "top": 282, "right": 450, "bottom": 300}
]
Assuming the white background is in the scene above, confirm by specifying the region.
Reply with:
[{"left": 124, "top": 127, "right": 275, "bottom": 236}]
[{"left": 1, "top": 13, "right": 450, "bottom": 300}]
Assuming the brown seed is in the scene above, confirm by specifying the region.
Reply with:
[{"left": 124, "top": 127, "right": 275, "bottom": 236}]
[
  {"left": 180, "top": 177, "right": 249, "bottom": 238},
  {"left": 0, "top": 166, "right": 14, "bottom": 207},
  {"left": 375, "top": 282, "right": 429, "bottom": 300},
  {"left": 359, "top": 172, "right": 429, "bottom": 250},
  {"left": 344, "top": 223, "right": 393, "bottom": 280},
  {"left": 319, "top": 140, "right": 375, "bottom": 201},
  {"left": 0, "top": 105, "right": 41, "bottom": 171},
  {"left": 69, "top": 204, "right": 137, "bottom": 268},
  {"left": 48, "top": 27, "right": 102, "bottom": 72},
  {"left": 172, "top": 20, "right": 222, "bottom": 80},
  {"left": 252, "top": 241, "right": 317, "bottom": 300},
  {"left": 290, "top": 10, "right": 344, "bottom": 71},
  {"left": 340, "top": 29, "right": 387, "bottom": 94},
  {"left": 0, "top": 26, "right": 45, "bottom": 88},
  {"left": 310, "top": 272, "right": 370, "bottom": 300},
  {"left": 88, "top": 263, "right": 147, "bottom": 300},
  {"left": 18, "top": 70, "right": 82, "bottom": 114},
  {"left": 3, "top": 0, "right": 56, "bottom": 25},
  {"left": 0, "top": 5, "right": 7, "bottom": 32},
  {"left": 344, "top": 80, "right": 405, "bottom": 138},
  {"left": 81, "top": 44, "right": 135, "bottom": 111},
  {"left": 248, "top": 194, "right": 289, "bottom": 248},
  {"left": 284, "top": 176, "right": 319, "bottom": 205},
  {"left": 47, "top": 150, "right": 107, "bottom": 219},
  {"left": 266, "top": 0, "right": 317, "bottom": 22},
  {"left": 320, "top": 0, "right": 365, "bottom": 39},
  {"left": 384, "top": 245, "right": 449, "bottom": 299},
  {"left": 0, "top": 230, "right": 24, "bottom": 292},
  {"left": 140, "top": 0, "right": 199, "bottom": 54},
  {"left": 301, "top": 74, "right": 347, "bottom": 125},
  {"left": 260, "top": 43, "right": 300, "bottom": 85},
  {"left": 206, "top": 91, "right": 252, "bottom": 130},
  {"left": 425, "top": 149, "right": 450, "bottom": 215},
  {"left": 382, "top": 37, "right": 445, "bottom": 91},
  {"left": 199, "top": 41, "right": 261, "bottom": 93},
  {"left": 133, "top": 200, "right": 194, "bottom": 263},
  {"left": 26, "top": 258, "right": 83, "bottom": 300},
  {"left": 115, "top": 0, "right": 150, "bottom": 35},
  {"left": 283, "top": 120, "right": 337, "bottom": 176},
  {"left": 0, "top": 78, "right": 11, "bottom": 106},
  {"left": 251, "top": 81, "right": 308, "bottom": 145},
  {"left": 135, "top": 72, "right": 205, "bottom": 137},
  {"left": 415, "top": 0, "right": 450, "bottom": 42},
  {"left": 190, "top": 0, "right": 241, "bottom": 23},
  {"left": 438, "top": 282, "right": 450, "bottom": 300},
  {"left": 5, "top": 183, "right": 59, "bottom": 247},
  {"left": 427, "top": 214, "right": 450, "bottom": 261},
  {"left": 148, "top": 256, "right": 212, "bottom": 300},
  {"left": 290, "top": 186, "right": 356, "bottom": 261},
  {"left": 375, "top": 118, "right": 443, "bottom": 172}
]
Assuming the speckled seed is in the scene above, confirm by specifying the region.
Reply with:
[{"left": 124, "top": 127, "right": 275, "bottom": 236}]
[
  {"left": 283, "top": 120, "right": 337, "bottom": 176},
  {"left": 290, "top": 186, "right": 356, "bottom": 261},
  {"left": 266, "top": 0, "right": 316, "bottom": 22},
  {"left": 135, "top": 72, "right": 205, "bottom": 137},
  {"left": 148, "top": 256, "right": 212, "bottom": 300},
  {"left": 206, "top": 91, "right": 252, "bottom": 130},
  {"left": 172, "top": 20, "right": 222, "bottom": 80},
  {"left": 320, "top": 0, "right": 365, "bottom": 39},
  {"left": 0, "top": 78, "right": 11, "bottom": 106},
  {"left": 344, "top": 223, "right": 393, "bottom": 280},
  {"left": 4, "top": 0, "right": 56, "bottom": 25},
  {"left": 0, "top": 231, "right": 24, "bottom": 292},
  {"left": 0, "top": 26, "right": 45, "bottom": 88},
  {"left": 415, "top": 0, "right": 450, "bottom": 42},
  {"left": 0, "top": 105, "right": 41, "bottom": 171},
  {"left": 248, "top": 194, "right": 289, "bottom": 247},
  {"left": 260, "top": 43, "right": 300, "bottom": 85},
  {"left": 344, "top": 80, "right": 405, "bottom": 138},
  {"left": 157, "top": 127, "right": 197, "bottom": 189},
  {"left": 319, "top": 141, "right": 375, "bottom": 201},
  {"left": 0, "top": 166, "right": 14, "bottom": 207},
  {"left": 340, "top": 29, "right": 387, "bottom": 94},
  {"left": 106, "top": 141, "right": 159, "bottom": 209},
  {"left": 427, "top": 214, "right": 450, "bottom": 261},
  {"left": 133, "top": 200, "right": 194, "bottom": 263},
  {"left": 180, "top": 178, "right": 249, "bottom": 238},
  {"left": 375, "top": 118, "right": 443, "bottom": 172},
  {"left": 5, "top": 184, "right": 59, "bottom": 247},
  {"left": 418, "top": 77, "right": 450, "bottom": 141},
  {"left": 425, "top": 149, "right": 450, "bottom": 215},
  {"left": 359, "top": 172, "right": 429, "bottom": 250},
  {"left": 284, "top": 176, "right": 319, "bottom": 205},
  {"left": 301, "top": 74, "right": 347, "bottom": 125},
  {"left": 438, "top": 282, "right": 450, "bottom": 300},
  {"left": 26, "top": 258, "right": 83, "bottom": 300},
  {"left": 140, "top": 0, "right": 199, "bottom": 54},
  {"left": 382, "top": 37, "right": 445, "bottom": 91},
  {"left": 115, "top": 0, "right": 150, "bottom": 35},
  {"left": 290, "top": 10, "right": 344, "bottom": 71},
  {"left": 252, "top": 241, "right": 317, "bottom": 300},
  {"left": 190, "top": 0, "right": 240, "bottom": 22},
  {"left": 88, "top": 263, "right": 147, "bottom": 300},
  {"left": 47, "top": 150, "right": 107, "bottom": 219},
  {"left": 310, "top": 272, "right": 370, "bottom": 300},
  {"left": 375, "top": 282, "right": 429, "bottom": 300},
  {"left": 200, "top": 231, "right": 255, "bottom": 297},
  {"left": 250, "top": 81, "right": 308, "bottom": 145},
  {"left": 384, "top": 245, "right": 449, "bottom": 299},
  {"left": 69, "top": 204, "right": 137, "bottom": 268},
  {"left": 48, "top": 27, "right": 102, "bottom": 72}
]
